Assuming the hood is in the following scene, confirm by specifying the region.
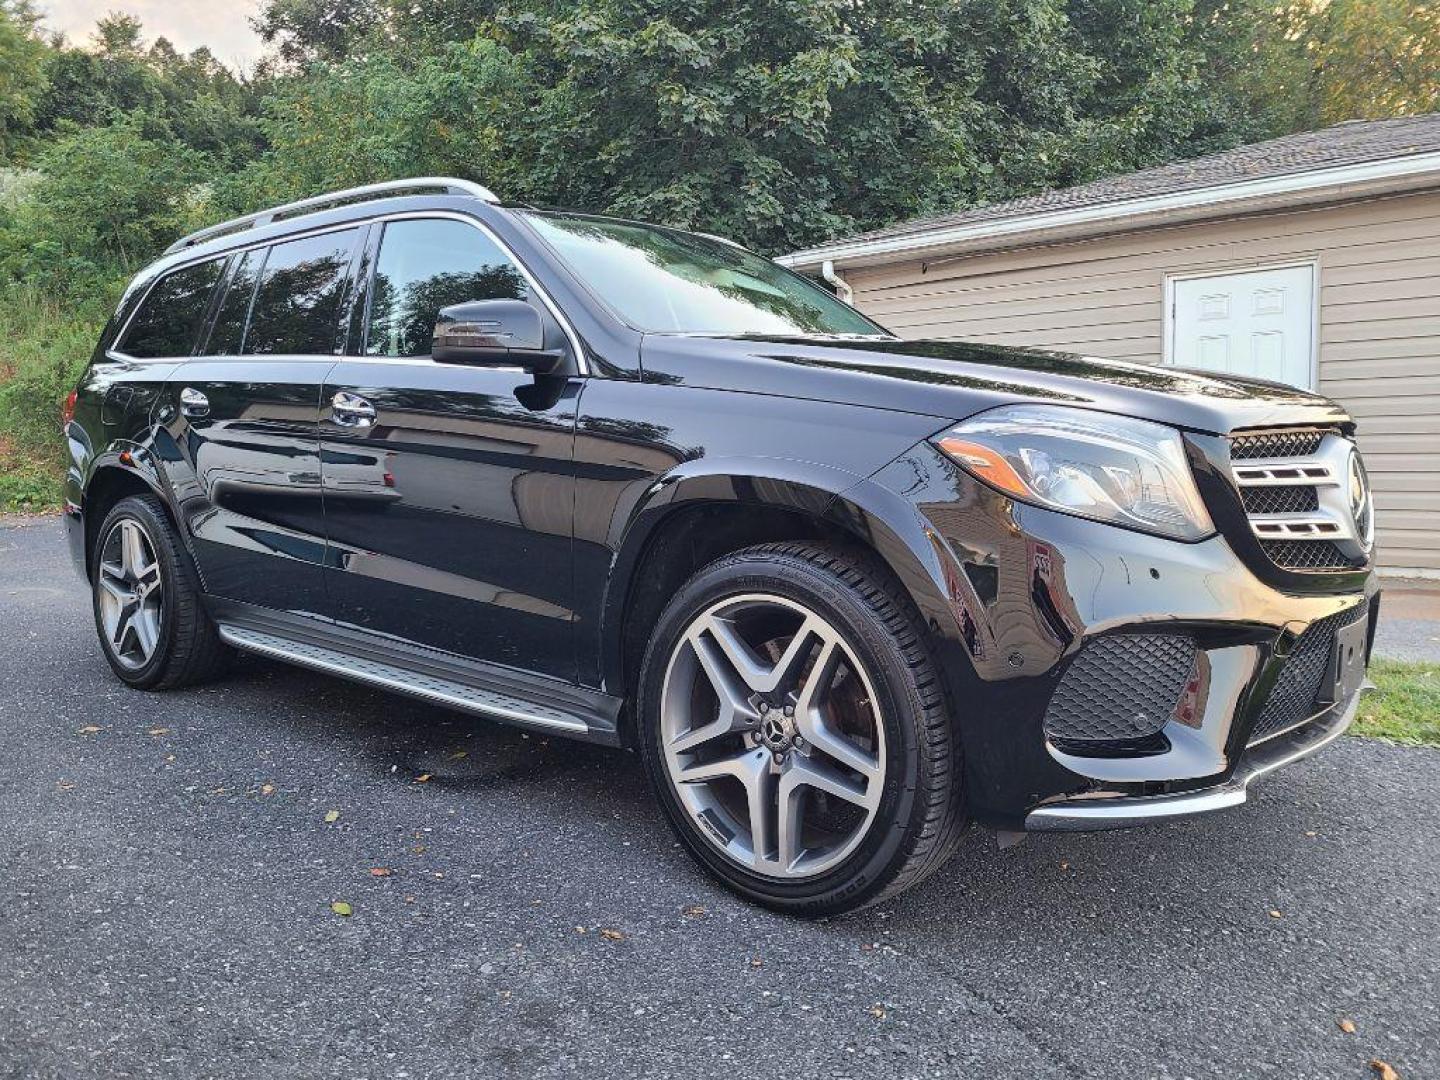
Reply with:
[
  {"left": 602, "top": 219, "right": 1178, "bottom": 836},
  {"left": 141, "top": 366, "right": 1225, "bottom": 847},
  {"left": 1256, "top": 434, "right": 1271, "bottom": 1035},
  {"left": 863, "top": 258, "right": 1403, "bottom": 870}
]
[{"left": 639, "top": 334, "right": 1350, "bottom": 435}]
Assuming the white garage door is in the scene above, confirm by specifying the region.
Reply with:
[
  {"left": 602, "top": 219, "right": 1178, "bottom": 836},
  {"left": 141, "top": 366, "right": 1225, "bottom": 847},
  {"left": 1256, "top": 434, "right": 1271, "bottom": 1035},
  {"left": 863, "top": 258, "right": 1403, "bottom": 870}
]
[{"left": 1167, "top": 264, "right": 1316, "bottom": 389}]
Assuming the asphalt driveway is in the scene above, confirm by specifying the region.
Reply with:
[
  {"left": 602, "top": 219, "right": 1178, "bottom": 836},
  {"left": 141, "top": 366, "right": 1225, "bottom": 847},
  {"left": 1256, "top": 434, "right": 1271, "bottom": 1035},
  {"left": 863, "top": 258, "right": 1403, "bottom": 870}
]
[{"left": 2, "top": 514, "right": 1437, "bottom": 1080}]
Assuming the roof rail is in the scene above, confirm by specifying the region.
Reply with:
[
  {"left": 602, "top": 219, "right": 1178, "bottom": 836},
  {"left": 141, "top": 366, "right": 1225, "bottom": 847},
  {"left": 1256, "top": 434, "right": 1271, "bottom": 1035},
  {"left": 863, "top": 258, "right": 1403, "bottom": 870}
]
[{"left": 164, "top": 177, "right": 501, "bottom": 256}]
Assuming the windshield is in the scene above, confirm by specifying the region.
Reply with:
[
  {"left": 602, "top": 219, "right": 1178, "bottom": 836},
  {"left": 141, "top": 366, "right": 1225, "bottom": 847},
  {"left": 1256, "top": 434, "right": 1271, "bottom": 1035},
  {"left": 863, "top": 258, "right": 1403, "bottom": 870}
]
[{"left": 517, "top": 211, "right": 889, "bottom": 337}]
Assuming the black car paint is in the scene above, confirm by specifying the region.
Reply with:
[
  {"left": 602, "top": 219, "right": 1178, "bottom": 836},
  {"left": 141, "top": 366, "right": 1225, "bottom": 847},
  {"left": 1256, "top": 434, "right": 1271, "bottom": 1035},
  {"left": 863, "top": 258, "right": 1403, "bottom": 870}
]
[{"left": 62, "top": 192, "right": 1375, "bottom": 830}]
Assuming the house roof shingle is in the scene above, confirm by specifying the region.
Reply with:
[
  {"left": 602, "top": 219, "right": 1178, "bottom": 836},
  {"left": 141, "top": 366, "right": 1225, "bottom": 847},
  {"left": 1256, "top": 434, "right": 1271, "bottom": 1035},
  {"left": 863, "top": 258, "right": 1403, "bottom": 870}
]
[{"left": 800, "top": 112, "right": 1440, "bottom": 256}]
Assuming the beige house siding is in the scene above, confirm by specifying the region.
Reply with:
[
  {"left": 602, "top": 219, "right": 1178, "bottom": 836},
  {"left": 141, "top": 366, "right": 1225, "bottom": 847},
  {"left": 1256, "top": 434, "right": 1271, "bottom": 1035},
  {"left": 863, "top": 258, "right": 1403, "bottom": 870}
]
[{"left": 844, "top": 190, "right": 1440, "bottom": 574}]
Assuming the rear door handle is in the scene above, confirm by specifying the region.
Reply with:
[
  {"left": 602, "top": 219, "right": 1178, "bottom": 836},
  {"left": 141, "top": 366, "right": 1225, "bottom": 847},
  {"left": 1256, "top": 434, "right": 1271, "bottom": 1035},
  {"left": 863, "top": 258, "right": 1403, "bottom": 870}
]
[
  {"left": 179, "top": 387, "right": 209, "bottom": 418},
  {"left": 331, "top": 391, "right": 376, "bottom": 429}
]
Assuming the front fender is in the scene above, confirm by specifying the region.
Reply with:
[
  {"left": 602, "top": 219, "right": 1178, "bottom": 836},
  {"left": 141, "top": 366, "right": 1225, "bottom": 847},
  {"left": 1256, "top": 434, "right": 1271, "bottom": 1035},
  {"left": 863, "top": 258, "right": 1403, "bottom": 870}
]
[{"left": 595, "top": 452, "right": 980, "bottom": 727}]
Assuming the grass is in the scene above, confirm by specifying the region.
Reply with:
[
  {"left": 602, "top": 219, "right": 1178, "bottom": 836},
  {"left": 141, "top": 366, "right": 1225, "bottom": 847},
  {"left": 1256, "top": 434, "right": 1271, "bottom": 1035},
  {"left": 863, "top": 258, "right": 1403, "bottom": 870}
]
[
  {"left": 0, "top": 435, "right": 61, "bottom": 512},
  {"left": 1352, "top": 660, "right": 1440, "bottom": 748},
  {"left": 0, "top": 284, "right": 107, "bottom": 514}
]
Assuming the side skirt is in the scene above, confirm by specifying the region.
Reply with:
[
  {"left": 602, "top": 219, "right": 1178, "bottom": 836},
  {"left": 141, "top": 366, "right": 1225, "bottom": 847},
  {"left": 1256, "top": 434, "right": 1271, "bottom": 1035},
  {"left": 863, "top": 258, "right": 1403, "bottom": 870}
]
[{"left": 209, "top": 600, "right": 623, "bottom": 745}]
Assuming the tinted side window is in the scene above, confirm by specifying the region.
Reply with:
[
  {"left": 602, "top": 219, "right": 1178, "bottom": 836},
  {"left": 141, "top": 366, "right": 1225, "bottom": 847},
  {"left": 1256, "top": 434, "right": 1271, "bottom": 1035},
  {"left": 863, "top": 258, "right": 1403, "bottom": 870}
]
[
  {"left": 366, "top": 219, "right": 528, "bottom": 358},
  {"left": 205, "top": 249, "right": 263, "bottom": 356},
  {"left": 118, "top": 258, "right": 225, "bottom": 358},
  {"left": 244, "top": 229, "right": 359, "bottom": 356}
]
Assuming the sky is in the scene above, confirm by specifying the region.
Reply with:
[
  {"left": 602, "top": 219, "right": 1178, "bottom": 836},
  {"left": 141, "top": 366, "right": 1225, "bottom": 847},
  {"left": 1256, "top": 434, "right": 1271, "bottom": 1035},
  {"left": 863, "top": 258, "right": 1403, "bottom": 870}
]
[{"left": 37, "top": 0, "right": 267, "bottom": 72}]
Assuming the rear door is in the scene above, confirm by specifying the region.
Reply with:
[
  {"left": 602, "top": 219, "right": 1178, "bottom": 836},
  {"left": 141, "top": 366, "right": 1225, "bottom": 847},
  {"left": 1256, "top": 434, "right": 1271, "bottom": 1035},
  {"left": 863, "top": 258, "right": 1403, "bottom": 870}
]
[
  {"left": 100, "top": 255, "right": 227, "bottom": 456},
  {"left": 155, "top": 226, "right": 362, "bottom": 614},
  {"left": 318, "top": 215, "right": 579, "bottom": 680}
]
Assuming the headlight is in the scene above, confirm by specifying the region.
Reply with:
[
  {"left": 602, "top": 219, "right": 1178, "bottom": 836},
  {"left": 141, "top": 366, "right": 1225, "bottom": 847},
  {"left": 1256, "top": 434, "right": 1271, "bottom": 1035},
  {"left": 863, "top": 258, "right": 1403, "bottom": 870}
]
[{"left": 932, "top": 405, "right": 1214, "bottom": 541}]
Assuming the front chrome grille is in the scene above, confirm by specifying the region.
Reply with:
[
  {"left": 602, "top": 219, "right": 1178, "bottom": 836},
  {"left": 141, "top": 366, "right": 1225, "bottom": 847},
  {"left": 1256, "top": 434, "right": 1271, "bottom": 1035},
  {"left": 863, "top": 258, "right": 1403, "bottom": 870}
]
[
  {"left": 1249, "top": 608, "right": 1364, "bottom": 744},
  {"left": 1261, "top": 539, "right": 1360, "bottom": 571},
  {"left": 1227, "top": 427, "right": 1372, "bottom": 572},
  {"left": 1044, "top": 634, "right": 1197, "bottom": 753},
  {"left": 1242, "top": 485, "right": 1318, "bottom": 516},
  {"left": 1231, "top": 430, "right": 1324, "bottom": 460}
]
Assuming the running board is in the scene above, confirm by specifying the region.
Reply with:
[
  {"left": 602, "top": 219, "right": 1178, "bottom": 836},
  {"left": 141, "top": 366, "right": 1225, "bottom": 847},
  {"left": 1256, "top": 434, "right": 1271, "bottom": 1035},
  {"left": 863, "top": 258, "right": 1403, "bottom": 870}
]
[{"left": 217, "top": 624, "right": 606, "bottom": 741}]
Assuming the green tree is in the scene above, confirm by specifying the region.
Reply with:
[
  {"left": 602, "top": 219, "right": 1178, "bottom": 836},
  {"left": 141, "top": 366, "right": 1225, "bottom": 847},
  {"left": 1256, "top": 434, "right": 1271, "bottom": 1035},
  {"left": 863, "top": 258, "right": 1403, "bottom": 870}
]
[
  {"left": 0, "top": 0, "right": 46, "bottom": 159},
  {"left": 1, "top": 117, "right": 209, "bottom": 295},
  {"left": 1295, "top": 0, "right": 1439, "bottom": 124},
  {"left": 35, "top": 16, "right": 263, "bottom": 165},
  {"left": 232, "top": 0, "right": 1278, "bottom": 253}
]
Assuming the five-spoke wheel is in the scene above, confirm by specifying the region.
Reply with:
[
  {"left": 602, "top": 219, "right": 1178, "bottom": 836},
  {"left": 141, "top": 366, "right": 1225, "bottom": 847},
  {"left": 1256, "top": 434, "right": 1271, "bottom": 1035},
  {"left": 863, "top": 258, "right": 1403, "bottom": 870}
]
[
  {"left": 89, "top": 494, "right": 229, "bottom": 689},
  {"left": 639, "top": 543, "right": 965, "bottom": 914},
  {"left": 96, "top": 518, "right": 165, "bottom": 670},
  {"left": 660, "top": 593, "right": 886, "bottom": 879}
]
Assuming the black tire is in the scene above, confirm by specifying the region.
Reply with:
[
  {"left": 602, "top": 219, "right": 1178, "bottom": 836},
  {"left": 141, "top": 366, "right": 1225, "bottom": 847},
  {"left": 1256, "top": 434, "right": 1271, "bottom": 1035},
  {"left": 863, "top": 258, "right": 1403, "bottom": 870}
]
[
  {"left": 90, "top": 494, "right": 229, "bottom": 690},
  {"left": 637, "top": 542, "right": 966, "bottom": 915}
]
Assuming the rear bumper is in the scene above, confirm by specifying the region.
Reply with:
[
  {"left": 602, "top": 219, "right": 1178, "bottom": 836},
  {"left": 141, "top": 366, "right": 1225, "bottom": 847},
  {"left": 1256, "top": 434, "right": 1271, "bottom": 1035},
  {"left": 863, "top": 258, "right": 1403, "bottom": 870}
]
[
  {"left": 1025, "top": 685, "right": 1369, "bottom": 831},
  {"left": 63, "top": 499, "right": 87, "bottom": 581}
]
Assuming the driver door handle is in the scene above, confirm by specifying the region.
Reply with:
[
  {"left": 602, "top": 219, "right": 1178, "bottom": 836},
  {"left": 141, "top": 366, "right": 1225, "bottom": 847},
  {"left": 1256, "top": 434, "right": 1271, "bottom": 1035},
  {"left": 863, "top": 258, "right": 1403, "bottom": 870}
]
[{"left": 331, "top": 391, "right": 376, "bottom": 429}]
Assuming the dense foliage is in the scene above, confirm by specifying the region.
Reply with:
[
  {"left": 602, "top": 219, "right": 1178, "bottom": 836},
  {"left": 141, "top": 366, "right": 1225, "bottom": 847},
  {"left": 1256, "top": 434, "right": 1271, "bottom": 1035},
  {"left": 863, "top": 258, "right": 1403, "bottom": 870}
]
[{"left": 0, "top": 0, "right": 1436, "bottom": 507}]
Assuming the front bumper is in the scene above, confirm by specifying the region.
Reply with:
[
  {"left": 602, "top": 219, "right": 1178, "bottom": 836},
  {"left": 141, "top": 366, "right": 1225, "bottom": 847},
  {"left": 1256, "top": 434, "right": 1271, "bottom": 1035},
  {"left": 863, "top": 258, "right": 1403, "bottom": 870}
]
[
  {"left": 1026, "top": 683, "right": 1370, "bottom": 830},
  {"left": 867, "top": 441, "right": 1380, "bottom": 831}
]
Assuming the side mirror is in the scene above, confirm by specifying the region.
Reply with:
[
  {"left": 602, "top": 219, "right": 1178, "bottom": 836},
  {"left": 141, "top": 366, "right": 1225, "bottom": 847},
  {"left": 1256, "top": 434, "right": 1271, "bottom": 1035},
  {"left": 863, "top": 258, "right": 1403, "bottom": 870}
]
[{"left": 431, "top": 300, "right": 564, "bottom": 373}]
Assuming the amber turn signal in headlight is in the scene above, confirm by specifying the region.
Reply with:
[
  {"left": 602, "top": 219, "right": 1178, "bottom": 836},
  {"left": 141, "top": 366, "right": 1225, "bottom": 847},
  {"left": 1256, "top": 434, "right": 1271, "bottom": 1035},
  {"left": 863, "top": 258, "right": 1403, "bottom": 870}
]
[{"left": 933, "top": 405, "right": 1215, "bottom": 541}]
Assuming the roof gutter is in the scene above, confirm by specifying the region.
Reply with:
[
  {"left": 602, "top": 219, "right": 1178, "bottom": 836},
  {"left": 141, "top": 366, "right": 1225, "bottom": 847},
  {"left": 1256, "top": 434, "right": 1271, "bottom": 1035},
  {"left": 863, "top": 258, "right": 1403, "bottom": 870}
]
[{"left": 777, "top": 150, "right": 1440, "bottom": 272}]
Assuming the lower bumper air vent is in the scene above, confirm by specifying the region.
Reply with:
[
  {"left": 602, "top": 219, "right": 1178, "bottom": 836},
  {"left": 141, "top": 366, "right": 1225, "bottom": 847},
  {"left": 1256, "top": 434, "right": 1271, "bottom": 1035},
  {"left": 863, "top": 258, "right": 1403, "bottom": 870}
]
[
  {"left": 1044, "top": 635, "right": 1197, "bottom": 756},
  {"left": 1248, "top": 609, "right": 1363, "bottom": 744}
]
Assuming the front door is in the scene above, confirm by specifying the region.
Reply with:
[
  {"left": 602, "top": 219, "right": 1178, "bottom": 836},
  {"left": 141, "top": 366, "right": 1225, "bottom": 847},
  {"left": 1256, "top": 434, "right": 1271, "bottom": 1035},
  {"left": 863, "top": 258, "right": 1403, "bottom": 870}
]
[
  {"left": 157, "top": 227, "right": 361, "bottom": 615},
  {"left": 1168, "top": 264, "right": 1316, "bottom": 390},
  {"left": 319, "top": 216, "right": 579, "bottom": 681}
]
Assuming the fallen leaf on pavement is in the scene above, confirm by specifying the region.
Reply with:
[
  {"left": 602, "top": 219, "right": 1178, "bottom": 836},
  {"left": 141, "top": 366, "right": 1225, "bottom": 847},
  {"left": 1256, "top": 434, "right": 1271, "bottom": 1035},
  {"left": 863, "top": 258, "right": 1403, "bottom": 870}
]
[
  {"left": 415, "top": 774, "right": 432, "bottom": 783},
  {"left": 148, "top": 728, "right": 169, "bottom": 736},
  {"left": 330, "top": 901, "right": 353, "bottom": 917},
  {"left": 449, "top": 750, "right": 469, "bottom": 760},
  {"left": 599, "top": 928, "right": 625, "bottom": 941},
  {"left": 681, "top": 905, "right": 707, "bottom": 919},
  {"left": 869, "top": 1005, "right": 886, "bottom": 1019},
  {"left": 78, "top": 726, "right": 101, "bottom": 735},
  {"left": 260, "top": 784, "right": 275, "bottom": 795},
  {"left": 369, "top": 867, "right": 392, "bottom": 877},
  {"left": 324, "top": 809, "right": 340, "bottom": 823},
  {"left": 1370, "top": 1060, "right": 1400, "bottom": 1080},
  {"left": 1268, "top": 909, "right": 1283, "bottom": 919},
  {"left": 1338, "top": 1018, "right": 1357, "bottom": 1034}
]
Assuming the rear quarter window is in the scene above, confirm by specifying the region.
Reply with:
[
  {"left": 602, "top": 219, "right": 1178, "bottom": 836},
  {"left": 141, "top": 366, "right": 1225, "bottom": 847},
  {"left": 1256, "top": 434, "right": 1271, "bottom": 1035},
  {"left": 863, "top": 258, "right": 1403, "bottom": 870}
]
[{"left": 116, "top": 258, "right": 225, "bottom": 359}]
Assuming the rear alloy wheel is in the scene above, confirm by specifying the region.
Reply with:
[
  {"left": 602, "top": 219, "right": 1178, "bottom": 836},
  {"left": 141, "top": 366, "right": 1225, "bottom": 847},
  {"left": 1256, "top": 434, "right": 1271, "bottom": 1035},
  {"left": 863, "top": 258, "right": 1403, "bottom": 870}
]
[
  {"left": 96, "top": 518, "right": 165, "bottom": 671},
  {"left": 639, "top": 543, "right": 966, "bottom": 915},
  {"left": 90, "top": 494, "right": 229, "bottom": 689}
]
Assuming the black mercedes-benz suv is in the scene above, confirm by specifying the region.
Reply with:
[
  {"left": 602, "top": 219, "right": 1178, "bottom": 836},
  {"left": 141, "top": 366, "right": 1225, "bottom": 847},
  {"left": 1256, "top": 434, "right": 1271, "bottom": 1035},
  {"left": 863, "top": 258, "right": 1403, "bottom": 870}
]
[{"left": 62, "top": 178, "right": 1379, "bottom": 914}]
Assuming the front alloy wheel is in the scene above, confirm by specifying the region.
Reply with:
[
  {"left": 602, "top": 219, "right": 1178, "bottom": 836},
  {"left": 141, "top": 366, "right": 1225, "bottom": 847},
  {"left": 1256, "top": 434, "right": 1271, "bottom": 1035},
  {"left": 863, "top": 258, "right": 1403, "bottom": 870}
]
[
  {"left": 660, "top": 593, "right": 886, "bottom": 879},
  {"left": 639, "top": 543, "right": 966, "bottom": 915}
]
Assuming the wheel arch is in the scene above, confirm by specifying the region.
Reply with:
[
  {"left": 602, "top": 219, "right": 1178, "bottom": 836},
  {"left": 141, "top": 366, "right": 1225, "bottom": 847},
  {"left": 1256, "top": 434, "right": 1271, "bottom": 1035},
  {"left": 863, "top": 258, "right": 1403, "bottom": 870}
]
[
  {"left": 602, "top": 458, "right": 974, "bottom": 741},
  {"left": 81, "top": 461, "right": 176, "bottom": 581}
]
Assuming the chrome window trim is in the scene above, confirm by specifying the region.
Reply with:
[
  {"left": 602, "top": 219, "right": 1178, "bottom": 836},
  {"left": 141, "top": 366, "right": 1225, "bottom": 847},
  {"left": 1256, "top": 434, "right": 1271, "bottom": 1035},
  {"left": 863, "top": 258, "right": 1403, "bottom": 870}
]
[
  {"left": 108, "top": 209, "right": 589, "bottom": 374},
  {"left": 107, "top": 221, "right": 365, "bottom": 364}
]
